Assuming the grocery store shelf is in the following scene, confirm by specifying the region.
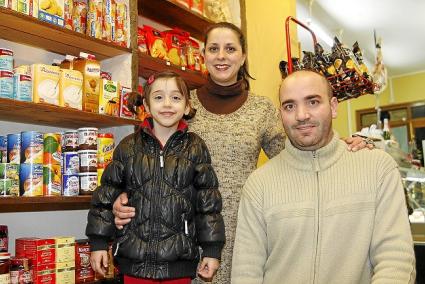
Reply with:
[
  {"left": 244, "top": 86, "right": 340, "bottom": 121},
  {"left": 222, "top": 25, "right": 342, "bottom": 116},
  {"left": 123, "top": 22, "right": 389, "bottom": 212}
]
[
  {"left": 0, "top": 98, "right": 141, "bottom": 129},
  {"left": 138, "top": 52, "right": 207, "bottom": 89},
  {"left": 0, "top": 7, "right": 131, "bottom": 60},
  {"left": 0, "top": 196, "right": 93, "bottom": 212},
  {"left": 138, "top": 0, "right": 213, "bottom": 41}
]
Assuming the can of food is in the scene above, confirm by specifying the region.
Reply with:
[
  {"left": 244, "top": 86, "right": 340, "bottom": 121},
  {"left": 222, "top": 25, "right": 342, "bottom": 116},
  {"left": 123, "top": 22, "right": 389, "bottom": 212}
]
[
  {"left": 0, "top": 136, "right": 7, "bottom": 163},
  {"left": 0, "top": 48, "right": 13, "bottom": 71},
  {"left": 9, "top": 180, "right": 19, "bottom": 197},
  {"left": 62, "top": 152, "right": 79, "bottom": 174},
  {"left": 63, "top": 130, "right": 78, "bottom": 152},
  {"left": 97, "top": 133, "right": 114, "bottom": 165},
  {"left": 62, "top": 174, "right": 80, "bottom": 196},
  {"left": 21, "top": 131, "right": 43, "bottom": 164},
  {"left": 43, "top": 133, "right": 62, "bottom": 165},
  {"left": 78, "top": 150, "right": 97, "bottom": 173},
  {"left": 10, "top": 257, "right": 33, "bottom": 284},
  {"left": 79, "top": 172, "right": 97, "bottom": 195},
  {"left": 78, "top": 128, "right": 98, "bottom": 150},
  {"left": 0, "top": 163, "right": 19, "bottom": 180},
  {"left": 7, "top": 134, "right": 21, "bottom": 164},
  {"left": 97, "top": 167, "right": 104, "bottom": 186},
  {"left": 0, "top": 70, "right": 14, "bottom": 99},
  {"left": 0, "top": 253, "right": 11, "bottom": 284},
  {"left": 13, "top": 74, "right": 32, "bottom": 102},
  {"left": 0, "top": 226, "right": 7, "bottom": 253},
  {"left": 43, "top": 164, "right": 61, "bottom": 196},
  {"left": 0, "top": 179, "right": 12, "bottom": 196},
  {"left": 19, "top": 163, "right": 43, "bottom": 196}
]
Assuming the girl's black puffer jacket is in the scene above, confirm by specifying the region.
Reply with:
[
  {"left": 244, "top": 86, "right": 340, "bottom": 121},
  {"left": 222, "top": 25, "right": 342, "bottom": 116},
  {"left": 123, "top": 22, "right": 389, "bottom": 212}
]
[{"left": 86, "top": 120, "right": 225, "bottom": 280}]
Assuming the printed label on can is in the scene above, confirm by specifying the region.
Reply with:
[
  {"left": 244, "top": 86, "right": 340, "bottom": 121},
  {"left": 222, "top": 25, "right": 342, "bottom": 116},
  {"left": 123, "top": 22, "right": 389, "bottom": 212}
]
[
  {"left": 62, "top": 152, "right": 79, "bottom": 174},
  {"left": 97, "top": 135, "right": 114, "bottom": 165},
  {"left": 78, "top": 128, "right": 98, "bottom": 150},
  {"left": 78, "top": 150, "right": 97, "bottom": 172},
  {"left": 14, "top": 74, "right": 32, "bottom": 102},
  {"left": 63, "top": 131, "right": 78, "bottom": 151},
  {"left": 79, "top": 173, "right": 97, "bottom": 195},
  {"left": 0, "top": 163, "right": 19, "bottom": 180},
  {"left": 19, "top": 163, "right": 43, "bottom": 196},
  {"left": 0, "top": 70, "right": 14, "bottom": 99},
  {"left": 43, "top": 164, "right": 62, "bottom": 196},
  {"left": 7, "top": 134, "right": 21, "bottom": 164},
  {"left": 0, "top": 179, "right": 12, "bottom": 196},
  {"left": 21, "top": 131, "right": 44, "bottom": 164},
  {"left": 0, "top": 136, "right": 6, "bottom": 163},
  {"left": 43, "top": 133, "right": 62, "bottom": 165},
  {"left": 0, "top": 48, "right": 13, "bottom": 71},
  {"left": 62, "top": 175, "right": 79, "bottom": 196}
]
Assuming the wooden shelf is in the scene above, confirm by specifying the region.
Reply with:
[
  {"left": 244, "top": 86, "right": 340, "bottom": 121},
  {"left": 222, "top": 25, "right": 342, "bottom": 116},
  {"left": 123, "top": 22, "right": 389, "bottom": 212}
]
[
  {"left": 0, "top": 196, "right": 93, "bottom": 212},
  {"left": 0, "top": 98, "right": 141, "bottom": 129},
  {"left": 0, "top": 7, "right": 131, "bottom": 60},
  {"left": 138, "top": 52, "right": 207, "bottom": 89},
  {"left": 138, "top": 0, "right": 214, "bottom": 41}
]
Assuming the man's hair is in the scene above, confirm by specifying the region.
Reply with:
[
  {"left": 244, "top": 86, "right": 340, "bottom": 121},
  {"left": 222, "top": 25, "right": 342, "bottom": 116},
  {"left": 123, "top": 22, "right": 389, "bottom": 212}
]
[{"left": 282, "top": 70, "right": 333, "bottom": 99}]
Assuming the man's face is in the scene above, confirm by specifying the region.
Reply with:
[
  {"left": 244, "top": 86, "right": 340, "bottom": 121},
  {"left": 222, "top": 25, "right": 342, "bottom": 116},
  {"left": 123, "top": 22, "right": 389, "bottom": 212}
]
[{"left": 279, "top": 71, "right": 338, "bottom": 151}]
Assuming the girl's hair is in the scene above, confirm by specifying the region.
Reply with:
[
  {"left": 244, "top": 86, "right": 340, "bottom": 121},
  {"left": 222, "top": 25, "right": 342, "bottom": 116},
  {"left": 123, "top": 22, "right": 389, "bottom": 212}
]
[
  {"left": 204, "top": 22, "right": 255, "bottom": 90},
  {"left": 127, "top": 71, "right": 196, "bottom": 120}
]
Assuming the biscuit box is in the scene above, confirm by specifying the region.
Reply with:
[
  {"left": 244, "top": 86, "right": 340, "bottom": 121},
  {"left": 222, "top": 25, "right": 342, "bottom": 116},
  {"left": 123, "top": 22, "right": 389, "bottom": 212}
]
[
  {"left": 38, "top": 0, "right": 65, "bottom": 27},
  {"left": 15, "top": 237, "right": 56, "bottom": 266}
]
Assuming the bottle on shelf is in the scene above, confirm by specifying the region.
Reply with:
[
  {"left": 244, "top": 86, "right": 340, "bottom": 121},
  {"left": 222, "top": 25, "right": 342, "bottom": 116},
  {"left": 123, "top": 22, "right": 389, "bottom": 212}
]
[{"left": 382, "top": 118, "right": 391, "bottom": 140}]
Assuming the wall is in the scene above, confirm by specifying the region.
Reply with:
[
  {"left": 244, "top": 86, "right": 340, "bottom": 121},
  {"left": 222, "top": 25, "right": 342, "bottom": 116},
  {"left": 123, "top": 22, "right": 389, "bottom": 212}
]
[{"left": 244, "top": 0, "right": 296, "bottom": 165}]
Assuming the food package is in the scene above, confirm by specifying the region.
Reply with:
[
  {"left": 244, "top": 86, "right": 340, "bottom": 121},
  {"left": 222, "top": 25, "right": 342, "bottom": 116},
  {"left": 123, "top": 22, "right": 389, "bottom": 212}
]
[
  {"left": 186, "top": 38, "right": 201, "bottom": 71},
  {"left": 10, "top": 0, "right": 31, "bottom": 14},
  {"left": 38, "top": 0, "right": 65, "bottom": 27},
  {"left": 144, "top": 25, "right": 168, "bottom": 60},
  {"left": 190, "top": 0, "right": 203, "bottom": 15},
  {"left": 162, "top": 28, "right": 190, "bottom": 66},
  {"left": 98, "top": 79, "right": 119, "bottom": 116},
  {"left": 64, "top": 0, "right": 73, "bottom": 30},
  {"left": 72, "top": 52, "right": 101, "bottom": 113},
  {"left": 72, "top": 0, "right": 88, "bottom": 34},
  {"left": 137, "top": 26, "right": 148, "bottom": 54},
  {"left": 31, "top": 64, "right": 61, "bottom": 105},
  {"left": 87, "top": 0, "right": 103, "bottom": 39},
  {"left": 59, "top": 69, "right": 83, "bottom": 110},
  {"left": 54, "top": 236, "right": 75, "bottom": 263},
  {"left": 55, "top": 261, "right": 75, "bottom": 284},
  {"left": 115, "top": 0, "right": 128, "bottom": 47},
  {"left": 102, "top": 0, "right": 116, "bottom": 42},
  {"left": 75, "top": 239, "right": 95, "bottom": 283}
]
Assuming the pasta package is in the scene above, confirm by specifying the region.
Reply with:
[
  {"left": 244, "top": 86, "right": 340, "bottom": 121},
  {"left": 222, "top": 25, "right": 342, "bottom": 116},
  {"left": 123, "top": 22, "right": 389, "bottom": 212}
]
[
  {"left": 103, "top": 0, "right": 116, "bottom": 42},
  {"left": 87, "top": 0, "right": 103, "bottom": 39},
  {"left": 115, "top": 0, "right": 129, "bottom": 47}
]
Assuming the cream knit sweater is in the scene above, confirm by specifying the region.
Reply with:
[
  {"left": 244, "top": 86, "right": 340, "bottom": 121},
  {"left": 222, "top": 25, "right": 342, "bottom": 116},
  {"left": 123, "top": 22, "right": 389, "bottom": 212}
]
[{"left": 232, "top": 133, "right": 416, "bottom": 284}]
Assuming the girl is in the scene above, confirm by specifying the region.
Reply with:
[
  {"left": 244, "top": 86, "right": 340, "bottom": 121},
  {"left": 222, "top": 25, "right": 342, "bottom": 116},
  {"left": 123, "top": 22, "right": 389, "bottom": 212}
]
[{"left": 86, "top": 71, "right": 225, "bottom": 284}]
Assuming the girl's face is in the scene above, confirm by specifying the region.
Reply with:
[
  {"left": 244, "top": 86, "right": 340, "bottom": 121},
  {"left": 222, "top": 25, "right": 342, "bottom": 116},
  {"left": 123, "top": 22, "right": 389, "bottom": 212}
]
[
  {"left": 144, "top": 78, "right": 189, "bottom": 132},
  {"left": 203, "top": 27, "right": 246, "bottom": 86}
]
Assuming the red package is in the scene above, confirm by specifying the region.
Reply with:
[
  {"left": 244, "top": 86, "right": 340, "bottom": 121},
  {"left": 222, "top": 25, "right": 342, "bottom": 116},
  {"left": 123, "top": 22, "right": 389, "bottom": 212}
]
[
  {"left": 138, "top": 27, "right": 148, "bottom": 54},
  {"left": 75, "top": 239, "right": 95, "bottom": 283},
  {"left": 162, "top": 28, "right": 190, "bottom": 66},
  {"left": 186, "top": 38, "right": 201, "bottom": 71},
  {"left": 144, "top": 25, "right": 168, "bottom": 60},
  {"left": 33, "top": 263, "right": 55, "bottom": 284},
  {"left": 15, "top": 238, "right": 56, "bottom": 266}
]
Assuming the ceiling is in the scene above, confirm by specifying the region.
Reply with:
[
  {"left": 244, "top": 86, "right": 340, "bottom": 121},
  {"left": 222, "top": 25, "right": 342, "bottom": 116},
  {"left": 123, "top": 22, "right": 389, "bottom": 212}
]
[{"left": 295, "top": 0, "right": 425, "bottom": 77}]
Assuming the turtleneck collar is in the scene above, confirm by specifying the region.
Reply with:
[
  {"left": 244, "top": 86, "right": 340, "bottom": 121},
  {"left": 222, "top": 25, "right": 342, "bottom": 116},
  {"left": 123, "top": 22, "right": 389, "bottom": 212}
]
[
  {"left": 196, "top": 76, "right": 248, "bottom": 114},
  {"left": 281, "top": 132, "right": 346, "bottom": 172}
]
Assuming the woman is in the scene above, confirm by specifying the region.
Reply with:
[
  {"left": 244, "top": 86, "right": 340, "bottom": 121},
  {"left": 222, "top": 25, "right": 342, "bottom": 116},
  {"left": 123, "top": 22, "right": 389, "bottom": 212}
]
[{"left": 113, "top": 22, "right": 370, "bottom": 284}]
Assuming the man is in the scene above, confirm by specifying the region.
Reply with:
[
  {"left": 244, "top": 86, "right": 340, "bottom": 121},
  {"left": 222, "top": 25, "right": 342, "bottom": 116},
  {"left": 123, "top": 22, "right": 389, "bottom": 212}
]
[{"left": 231, "top": 70, "right": 416, "bottom": 284}]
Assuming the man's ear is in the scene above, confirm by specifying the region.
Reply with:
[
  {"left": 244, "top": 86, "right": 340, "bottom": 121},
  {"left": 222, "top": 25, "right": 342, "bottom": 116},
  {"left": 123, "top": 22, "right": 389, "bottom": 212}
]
[{"left": 330, "top": 96, "right": 338, "bottom": 119}]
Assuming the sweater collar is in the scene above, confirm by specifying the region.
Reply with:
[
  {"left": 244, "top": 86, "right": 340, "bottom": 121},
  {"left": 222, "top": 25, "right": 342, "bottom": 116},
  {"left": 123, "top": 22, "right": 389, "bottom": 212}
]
[{"left": 281, "top": 131, "right": 346, "bottom": 172}]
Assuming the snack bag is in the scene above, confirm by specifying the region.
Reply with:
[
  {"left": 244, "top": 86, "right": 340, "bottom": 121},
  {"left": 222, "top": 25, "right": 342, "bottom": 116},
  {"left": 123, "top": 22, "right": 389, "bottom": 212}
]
[
  {"left": 144, "top": 25, "right": 168, "bottom": 60},
  {"left": 186, "top": 38, "right": 201, "bottom": 71},
  {"left": 137, "top": 26, "right": 148, "bottom": 54}
]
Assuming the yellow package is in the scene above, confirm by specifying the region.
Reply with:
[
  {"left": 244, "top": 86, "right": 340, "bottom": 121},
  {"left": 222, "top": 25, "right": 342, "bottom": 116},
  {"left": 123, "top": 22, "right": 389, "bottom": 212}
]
[
  {"left": 99, "top": 79, "right": 119, "bottom": 116},
  {"left": 31, "top": 64, "right": 61, "bottom": 105},
  {"left": 54, "top": 236, "right": 76, "bottom": 263},
  {"left": 59, "top": 69, "right": 83, "bottom": 110},
  {"left": 87, "top": 0, "right": 103, "bottom": 39},
  {"left": 38, "top": 0, "right": 65, "bottom": 27},
  {"left": 11, "top": 0, "right": 31, "bottom": 14},
  {"left": 55, "top": 261, "right": 75, "bottom": 284}
]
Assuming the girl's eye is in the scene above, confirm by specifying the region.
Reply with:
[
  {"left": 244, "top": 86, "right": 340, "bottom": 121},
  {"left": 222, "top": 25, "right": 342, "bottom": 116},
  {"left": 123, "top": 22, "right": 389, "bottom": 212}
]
[
  {"left": 153, "top": 95, "right": 163, "bottom": 100},
  {"left": 172, "top": 96, "right": 182, "bottom": 101}
]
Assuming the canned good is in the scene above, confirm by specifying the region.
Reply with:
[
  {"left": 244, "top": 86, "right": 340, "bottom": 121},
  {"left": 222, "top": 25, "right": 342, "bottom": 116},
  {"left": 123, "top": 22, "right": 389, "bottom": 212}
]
[
  {"left": 0, "top": 179, "right": 12, "bottom": 196},
  {"left": 21, "top": 131, "right": 43, "bottom": 164},
  {"left": 0, "top": 136, "right": 6, "bottom": 163},
  {"left": 97, "top": 133, "right": 114, "bottom": 165},
  {"left": 62, "top": 152, "right": 79, "bottom": 174},
  {"left": 0, "top": 163, "right": 19, "bottom": 180},
  {"left": 43, "top": 164, "right": 61, "bottom": 196},
  {"left": 43, "top": 133, "right": 62, "bottom": 165},
  {"left": 0, "top": 48, "right": 13, "bottom": 71},
  {"left": 79, "top": 172, "right": 97, "bottom": 195},
  {"left": 63, "top": 130, "right": 78, "bottom": 152},
  {"left": 13, "top": 74, "right": 32, "bottom": 102},
  {"left": 19, "top": 163, "right": 43, "bottom": 196},
  {"left": 62, "top": 174, "right": 79, "bottom": 196},
  {"left": 97, "top": 167, "right": 104, "bottom": 186},
  {"left": 0, "top": 70, "right": 14, "bottom": 99},
  {"left": 7, "top": 134, "right": 21, "bottom": 164},
  {"left": 10, "top": 257, "right": 33, "bottom": 284},
  {"left": 0, "top": 252, "right": 11, "bottom": 284},
  {"left": 78, "top": 150, "right": 97, "bottom": 173},
  {"left": 78, "top": 128, "right": 98, "bottom": 150},
  {"left": 0, "top": 226, "right": 7, "bottom": 253}
]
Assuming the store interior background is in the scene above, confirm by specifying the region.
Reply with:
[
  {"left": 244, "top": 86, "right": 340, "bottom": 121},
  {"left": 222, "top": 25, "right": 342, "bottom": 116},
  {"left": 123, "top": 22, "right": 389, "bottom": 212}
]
[{"left": 1, "top": 0, "right": 424, "bottom": 253}]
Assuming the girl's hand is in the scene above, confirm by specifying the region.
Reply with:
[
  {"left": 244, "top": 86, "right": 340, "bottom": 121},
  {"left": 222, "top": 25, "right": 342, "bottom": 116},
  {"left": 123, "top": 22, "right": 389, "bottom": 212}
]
[
  {"left": 343, "top": 136, "right": 375, "bottom": 152},
  {"left": 113, "top": 192, "right": 135, "bottom": 229},
  {"left": 90, "top": 250, "right": 108, "bottom": 276},
  {"left": 198, "top": 257, "right": 220, "bottom": 281}
]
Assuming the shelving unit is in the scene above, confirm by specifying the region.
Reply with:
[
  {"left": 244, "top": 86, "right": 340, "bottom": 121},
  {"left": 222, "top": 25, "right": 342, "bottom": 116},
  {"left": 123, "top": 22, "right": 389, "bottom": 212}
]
[
  {"left": 0, "top": 196, "right": 92, "bottom": 213},
  {"left": 0, "top": 7, "right": 131, "bottom": 60}
]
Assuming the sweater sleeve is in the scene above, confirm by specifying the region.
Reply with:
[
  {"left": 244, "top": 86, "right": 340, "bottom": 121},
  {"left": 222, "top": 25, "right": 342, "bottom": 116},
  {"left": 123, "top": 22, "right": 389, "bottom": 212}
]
[
  {"left": 231, "top": 176, "right": 267, "bottom": 284},
  {"left": 370, "top": 161, "right": 416, "bottom": 283},
  {"left": 85, "top": 140, "right": 127, "bottom": 249},
  {"left": 193, "top": 135, "right": 225, "bottom": 260},
  {"left": 260, "top": 97, "right": 285, "bottom": 159}
]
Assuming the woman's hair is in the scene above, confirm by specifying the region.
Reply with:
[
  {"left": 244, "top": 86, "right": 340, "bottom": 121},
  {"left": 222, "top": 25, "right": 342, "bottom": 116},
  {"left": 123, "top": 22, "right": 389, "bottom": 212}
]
[
  {"left": 127, "top": 71, "right": 196, "bottom": 120},
  {"left": 204, "top": 22, "right": 255, "bottom": 90}
]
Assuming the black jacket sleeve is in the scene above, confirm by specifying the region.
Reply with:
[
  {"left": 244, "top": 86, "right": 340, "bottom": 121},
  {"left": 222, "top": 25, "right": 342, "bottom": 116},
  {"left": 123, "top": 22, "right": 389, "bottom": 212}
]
[
  {"left": 85, "top": 138, "right": 128, "bottom": 251},
  {"left": 191, "top": 134, "right": 225, "bottom": 260}
]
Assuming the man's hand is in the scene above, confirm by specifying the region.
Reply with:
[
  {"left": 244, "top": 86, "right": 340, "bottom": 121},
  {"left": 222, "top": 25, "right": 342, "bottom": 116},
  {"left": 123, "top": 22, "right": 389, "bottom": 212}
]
[
  {"left": 198, "top": 257, "right": 220, "bottom": 281},
  {"left": 113, "top": 192, "right": 135, "bottom": 229},
  {"left": 344, "top": 136, "right": 374, "bottom": 152},
  {"left": 90, "top": 250, "right": 108, "bottom": 277}
]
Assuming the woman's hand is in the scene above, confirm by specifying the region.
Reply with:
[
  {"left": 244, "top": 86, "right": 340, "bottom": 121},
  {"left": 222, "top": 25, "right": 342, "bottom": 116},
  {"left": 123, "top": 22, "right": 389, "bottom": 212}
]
[
  {"left": 113, "top": 192, "right": 135, "bottom": 229},
  {"left": 198, "top": 257, "right": 220, "bottom": 281},
  {"left": 343, "top": 136, "right": 375, "bottom": 152}
]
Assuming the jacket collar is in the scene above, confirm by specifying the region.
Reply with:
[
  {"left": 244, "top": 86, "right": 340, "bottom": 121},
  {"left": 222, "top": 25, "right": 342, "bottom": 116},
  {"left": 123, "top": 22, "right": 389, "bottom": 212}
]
[
  {"left": 281, "top": 131, "right": 346, "bottom": 172},
  {"left": 140, "top": 117, "right": 188, "bottom": 136}
]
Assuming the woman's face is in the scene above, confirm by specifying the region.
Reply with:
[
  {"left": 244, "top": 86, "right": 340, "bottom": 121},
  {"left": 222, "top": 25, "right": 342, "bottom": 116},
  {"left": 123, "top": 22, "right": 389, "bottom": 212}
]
[{"left": 203, "top": 27, "right": 246, "bottom": 86}]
